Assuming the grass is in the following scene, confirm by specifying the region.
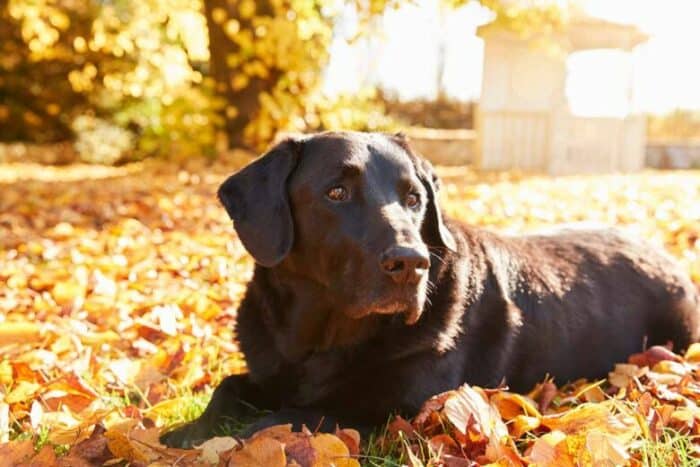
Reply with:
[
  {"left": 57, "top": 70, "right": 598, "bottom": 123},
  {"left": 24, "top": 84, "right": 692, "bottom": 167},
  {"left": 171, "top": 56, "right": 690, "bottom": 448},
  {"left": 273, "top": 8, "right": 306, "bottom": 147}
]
[{"left": 637, "top": 428, "right": 699, "bottom": 467}]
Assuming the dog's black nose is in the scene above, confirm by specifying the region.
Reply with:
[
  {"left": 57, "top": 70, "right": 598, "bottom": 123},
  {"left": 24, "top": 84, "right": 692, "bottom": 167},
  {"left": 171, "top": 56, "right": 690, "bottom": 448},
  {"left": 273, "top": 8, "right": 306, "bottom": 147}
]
[{"left": 380, "top": 246, "right": 430, "bottom": 284}]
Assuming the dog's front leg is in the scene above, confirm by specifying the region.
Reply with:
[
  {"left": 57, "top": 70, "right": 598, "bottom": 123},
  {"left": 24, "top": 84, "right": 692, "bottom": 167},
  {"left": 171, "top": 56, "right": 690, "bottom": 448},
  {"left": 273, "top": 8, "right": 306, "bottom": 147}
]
[{"left": 160, "top": 373, "right": 278, "bottom": 448}]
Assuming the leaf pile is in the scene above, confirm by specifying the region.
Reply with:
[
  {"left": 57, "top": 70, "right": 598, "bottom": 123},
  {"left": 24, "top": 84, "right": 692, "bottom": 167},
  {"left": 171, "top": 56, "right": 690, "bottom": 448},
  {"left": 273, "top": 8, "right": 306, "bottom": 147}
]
[
  {"left": 0, "top": 421, "right": 361, "bottom": 466},
  {"left": 0, "top": 160, "right": 699, "bottom": 466},
  {"left": 378, "top": 344, "right": 700, "bottom": 466}
]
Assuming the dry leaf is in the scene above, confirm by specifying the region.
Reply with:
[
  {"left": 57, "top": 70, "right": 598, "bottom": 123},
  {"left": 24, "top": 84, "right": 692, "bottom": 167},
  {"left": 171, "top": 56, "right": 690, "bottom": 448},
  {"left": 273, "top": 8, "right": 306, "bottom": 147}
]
[
  {"left": 105, "top": 428, "right": 148, "bottom": 463},
  {"left": 335, "top": 427, "right": 361, "bottom": 456},
  {"left": 444, "top": 384, "right": 508, "bottom": 441},
  {"left": 196, "top": 436, "right": 240, "bottom": 464},
  {"left": 310, "top": 433, "right": 360, "bottom": 467},
  {"left": 225, "top": 436, "right": 286, "bottom": 467}
]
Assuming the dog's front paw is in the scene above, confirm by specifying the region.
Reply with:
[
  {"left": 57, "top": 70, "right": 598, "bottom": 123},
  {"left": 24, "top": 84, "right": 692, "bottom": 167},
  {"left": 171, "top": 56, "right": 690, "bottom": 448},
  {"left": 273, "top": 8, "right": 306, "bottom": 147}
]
[{"left": 160, "top": 422, "right": 211, "bottom": 449}]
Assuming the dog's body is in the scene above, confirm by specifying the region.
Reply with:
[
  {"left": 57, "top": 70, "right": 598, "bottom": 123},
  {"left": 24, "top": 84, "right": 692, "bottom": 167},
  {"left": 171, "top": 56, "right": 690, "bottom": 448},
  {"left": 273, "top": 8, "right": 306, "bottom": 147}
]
[{"left": 162, "top": 132, "right": 700, "bottom": 447}]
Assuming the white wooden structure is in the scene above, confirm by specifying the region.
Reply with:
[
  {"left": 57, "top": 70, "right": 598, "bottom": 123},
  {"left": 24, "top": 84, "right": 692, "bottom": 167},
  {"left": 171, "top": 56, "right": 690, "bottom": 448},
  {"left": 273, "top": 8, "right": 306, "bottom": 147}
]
[{"left": 476, "top": 14, "right": 648, "bottom": 174}]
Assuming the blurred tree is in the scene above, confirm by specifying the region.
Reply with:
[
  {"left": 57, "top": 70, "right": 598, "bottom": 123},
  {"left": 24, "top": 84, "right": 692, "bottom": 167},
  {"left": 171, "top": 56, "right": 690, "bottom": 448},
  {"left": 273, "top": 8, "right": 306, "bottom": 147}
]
[
  {"left": 204, "top": 0, "right": 564, "bottom": 150},
  {"left": 1, "top": 0, "right": 565, "bottom": 156},
  {"left": 203, "top": 0, "right": 339, "bottom": 149},
  {"left": 648, "top": 110, "right": 700, "bottom": 142},
  {"left": 86, "top": 0, "right": 222, "bottom": 159},
  {"left": 0, "top": 0, "right": 100, "bottom": 142}
]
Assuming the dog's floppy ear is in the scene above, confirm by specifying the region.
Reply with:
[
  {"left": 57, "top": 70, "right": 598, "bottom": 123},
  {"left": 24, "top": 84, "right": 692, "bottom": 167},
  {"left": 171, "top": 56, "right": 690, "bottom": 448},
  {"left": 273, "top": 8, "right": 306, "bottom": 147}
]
[
  {"left": 217, "top": 138, "right": 301, "bottom": 267},
  {"left": 391, "top": 133, "right": 456, "bottom": 252}
]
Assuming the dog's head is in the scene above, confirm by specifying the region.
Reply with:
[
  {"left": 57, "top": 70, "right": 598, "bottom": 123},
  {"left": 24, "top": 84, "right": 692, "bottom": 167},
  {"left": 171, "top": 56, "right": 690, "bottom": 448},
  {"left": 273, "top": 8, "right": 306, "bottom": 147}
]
[{"left": 218, "top": 131, "right": 455, "bottom": 324}]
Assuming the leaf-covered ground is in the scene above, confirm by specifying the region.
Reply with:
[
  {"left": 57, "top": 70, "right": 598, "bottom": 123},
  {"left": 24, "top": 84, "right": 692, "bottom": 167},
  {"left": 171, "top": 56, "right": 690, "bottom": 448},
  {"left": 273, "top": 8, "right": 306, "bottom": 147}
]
[{"left": 0, "top": 157, "right": 699, "bottom": 466}]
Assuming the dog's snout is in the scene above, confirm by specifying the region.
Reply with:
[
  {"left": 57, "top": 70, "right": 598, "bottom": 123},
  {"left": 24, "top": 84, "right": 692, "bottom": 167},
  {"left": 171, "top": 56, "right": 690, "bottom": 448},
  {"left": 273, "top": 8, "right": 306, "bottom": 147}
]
[{"left": 380, "top": 246, "right": 430, "bottom": 284}]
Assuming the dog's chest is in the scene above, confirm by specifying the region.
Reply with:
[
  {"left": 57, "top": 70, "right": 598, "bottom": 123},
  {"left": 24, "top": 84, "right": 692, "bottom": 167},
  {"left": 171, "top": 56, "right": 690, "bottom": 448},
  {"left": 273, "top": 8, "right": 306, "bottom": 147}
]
[{"left": 291, "top": 351, "right": 349, "bottom": 405}]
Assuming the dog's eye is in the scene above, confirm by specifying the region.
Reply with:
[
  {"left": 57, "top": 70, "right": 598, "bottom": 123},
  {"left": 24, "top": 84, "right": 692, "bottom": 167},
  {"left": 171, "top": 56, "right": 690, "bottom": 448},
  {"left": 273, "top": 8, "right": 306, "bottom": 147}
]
[
  {"left": 326, "top": 185, "right": 348, "bottom": 202},
  {"left": 406, "top": 191, "right": 421, "bottom": 208}
]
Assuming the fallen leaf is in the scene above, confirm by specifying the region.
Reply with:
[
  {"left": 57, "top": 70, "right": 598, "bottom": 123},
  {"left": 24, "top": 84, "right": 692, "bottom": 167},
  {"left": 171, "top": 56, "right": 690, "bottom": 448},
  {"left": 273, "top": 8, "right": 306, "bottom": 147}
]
[
  {"left": 628, "top": 345, "right": 682, "bottom": 367},
  {"left": 490, "top": 392, "right": 541, "bottom": 420},
  {"left": 225, "top": 436, "right": 286, "bottom": 467},
  {"left": 310, "top": 433, "right": 360, "bottom": 467},
  {"left": 105, "top": 428, "right": 148, "bottom": 463},
  {"left": 585, "top": 431, "right": 629, "bottom": 465},
  {"left": 388, "top": 415, "right": 415, "bottom": 439},
  {"left": 0, "top": 439, "right": 35, "bottom": 466},
  {"left": 0, "top": 321, "right": 41, "bottom": 344},
  {"left": 444, "top": 384, "right": 508, "bottom": 441},
  {"left": 197, "top": 436, "right": 240, "bottom": 464},
  {"left": 541, "top": 401, "right": 640, "bottom": 443},
  {"left": 335, "top": 427, "right": 361, "bottom": 456}
]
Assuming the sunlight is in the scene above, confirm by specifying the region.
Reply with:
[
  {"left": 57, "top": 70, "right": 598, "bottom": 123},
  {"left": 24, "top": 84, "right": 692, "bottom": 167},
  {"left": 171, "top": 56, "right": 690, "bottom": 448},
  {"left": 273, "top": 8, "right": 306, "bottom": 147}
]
[{"left": 325, "top": 0, "right": 700, "bottom": 113}]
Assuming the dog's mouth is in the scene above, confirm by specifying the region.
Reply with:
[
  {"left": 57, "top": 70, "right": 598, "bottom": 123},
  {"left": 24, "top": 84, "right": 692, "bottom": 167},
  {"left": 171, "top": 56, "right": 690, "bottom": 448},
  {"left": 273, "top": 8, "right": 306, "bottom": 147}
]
[
  {"left": 345, "top": 290, "right": 425, "bottom": 325},
  {"left": 369, "top": 299, "right": 422, "bottom": 325}
]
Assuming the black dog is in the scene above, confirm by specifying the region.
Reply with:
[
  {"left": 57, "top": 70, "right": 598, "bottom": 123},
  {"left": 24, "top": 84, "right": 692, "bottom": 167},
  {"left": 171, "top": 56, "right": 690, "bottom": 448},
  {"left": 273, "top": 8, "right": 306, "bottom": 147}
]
[{"left": 162, "top": 131, "right": 700, "bottom": 447}]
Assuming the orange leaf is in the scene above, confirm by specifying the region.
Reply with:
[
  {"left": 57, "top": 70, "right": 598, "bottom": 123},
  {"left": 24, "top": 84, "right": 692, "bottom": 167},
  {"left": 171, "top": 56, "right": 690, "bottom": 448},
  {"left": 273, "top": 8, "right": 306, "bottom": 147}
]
[
  {"left": 0, "top": 321, "right": 41, "bottom": 344},
  {"left": 490, "top": 392, "right": 541, "bottom": 420},
  {"left": 310, "top": 433, "right": 360, "bottom": 467},
  {"left": 226, "top": 436, "right": 287, "bottom": 467},
  {"left": 105, "top": 428, "right": 148, "bottom": 463},
  {"left": 335, "top": 427, "right": 361, "bottom": 456}
]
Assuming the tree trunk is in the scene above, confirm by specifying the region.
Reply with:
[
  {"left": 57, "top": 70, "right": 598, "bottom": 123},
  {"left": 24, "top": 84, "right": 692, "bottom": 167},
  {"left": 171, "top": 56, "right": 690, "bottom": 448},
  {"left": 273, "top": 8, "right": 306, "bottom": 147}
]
[{"left": 203, "top": 0, "right": 278, "bottom": 150}]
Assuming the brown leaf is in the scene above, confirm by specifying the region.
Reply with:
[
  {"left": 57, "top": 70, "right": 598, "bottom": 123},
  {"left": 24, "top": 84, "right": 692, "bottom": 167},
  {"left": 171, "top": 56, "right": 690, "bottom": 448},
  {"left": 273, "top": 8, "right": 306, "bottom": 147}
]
[
  {"left": 105, "top": 428, "right": 148, "bottom": 463},
  {"left": 532, "top": 381, "right": 557, "bottom": 413},
  {"left": 628, "top": 345, "right": 682, "bottom": 367},
  {"left": 284, "top": 435, "right": 316, "bottom": 467},
  {"left": 0, "top": 439, "right": 35, "bottom": 466},
  {"left": 428, "top": 434, "right": 461, "bottom": 457},
  {"left": 26, "top": 444, "right": 58, "bottom": 467},
  {"left": 442, "top": 454, "right": 474, "bottom": 467},
  {"left": 64, "top": 423, "right": 111, "bottom": 464},
  {"left": 335, "top": 427, "right": 360, "bottom": 456},
  {"left": 388, "top": 415, "right": 415, "bottom": 439},
  {"left": 413, "top": 391, "right": 452, "bottom": 426}
]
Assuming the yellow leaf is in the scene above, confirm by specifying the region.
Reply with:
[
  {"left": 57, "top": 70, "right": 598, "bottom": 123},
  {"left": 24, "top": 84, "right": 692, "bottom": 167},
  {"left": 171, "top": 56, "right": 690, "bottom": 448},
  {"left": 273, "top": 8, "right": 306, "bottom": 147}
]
[
  {"left": 684, "top": 342, "right": 700, "bottom": 362},
  {"left": 0, "top": 321, "right": 41, "bottom": 344},
  {"left": 52, "top": 280, "right": 85, "bottom": 305},
  {"left": 0, "top": 360, "right": 13, "bottom": 386},
  {"left": 5, "top": 380, "right": 41, "bottom": 404},
  {"left": 509, "top": 414, "right": 541, "bottom": 438},
  {"left": 310, "top": 433, "right": 359, "bottom": 467},
  {"left": 541, "top": 401, "right": 639, "bottom": 443}
]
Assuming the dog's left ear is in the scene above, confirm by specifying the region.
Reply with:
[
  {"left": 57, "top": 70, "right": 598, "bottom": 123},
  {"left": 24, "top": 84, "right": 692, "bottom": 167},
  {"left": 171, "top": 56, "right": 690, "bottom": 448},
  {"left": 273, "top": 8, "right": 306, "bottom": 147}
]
[
  {"left": 391, "top": 133, "right": 456, "bottom": 252},
  {"left": 217, "top": 138, "right": 301, "bottom": 267}
]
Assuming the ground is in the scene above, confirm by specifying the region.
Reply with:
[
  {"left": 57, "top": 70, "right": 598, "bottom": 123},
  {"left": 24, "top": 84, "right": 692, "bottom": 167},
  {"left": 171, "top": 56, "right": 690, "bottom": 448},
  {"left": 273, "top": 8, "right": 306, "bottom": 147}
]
[{"left": 0, "top": 156, "right": 699, "bottom": 466}]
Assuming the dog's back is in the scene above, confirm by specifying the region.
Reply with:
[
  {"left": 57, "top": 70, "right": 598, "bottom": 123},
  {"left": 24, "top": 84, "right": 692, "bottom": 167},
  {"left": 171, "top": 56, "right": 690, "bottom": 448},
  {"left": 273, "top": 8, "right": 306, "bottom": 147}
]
[{"left": 461, "top": 225, "right": 700, "bottom": 390}]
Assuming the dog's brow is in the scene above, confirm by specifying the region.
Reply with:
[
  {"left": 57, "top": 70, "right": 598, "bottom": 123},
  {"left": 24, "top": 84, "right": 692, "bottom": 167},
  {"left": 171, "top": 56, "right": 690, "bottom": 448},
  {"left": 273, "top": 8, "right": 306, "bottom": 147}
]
[{"left": 340, "top": 164, "right": 363, "bottom": 177}]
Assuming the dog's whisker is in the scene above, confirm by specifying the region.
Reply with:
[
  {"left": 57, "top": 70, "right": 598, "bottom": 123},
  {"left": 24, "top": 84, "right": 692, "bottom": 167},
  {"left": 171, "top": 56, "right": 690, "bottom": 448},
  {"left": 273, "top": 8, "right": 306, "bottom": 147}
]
[{"left": 429, "top": 250, "right": 447, "bottom": 264}]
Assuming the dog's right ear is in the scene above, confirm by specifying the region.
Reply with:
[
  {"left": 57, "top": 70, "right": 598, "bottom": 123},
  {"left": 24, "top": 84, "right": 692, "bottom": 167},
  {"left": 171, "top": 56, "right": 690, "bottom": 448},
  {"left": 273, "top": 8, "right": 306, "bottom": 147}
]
[{"left": 217, "top": 138, "right": 301, "bottom": 267}]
